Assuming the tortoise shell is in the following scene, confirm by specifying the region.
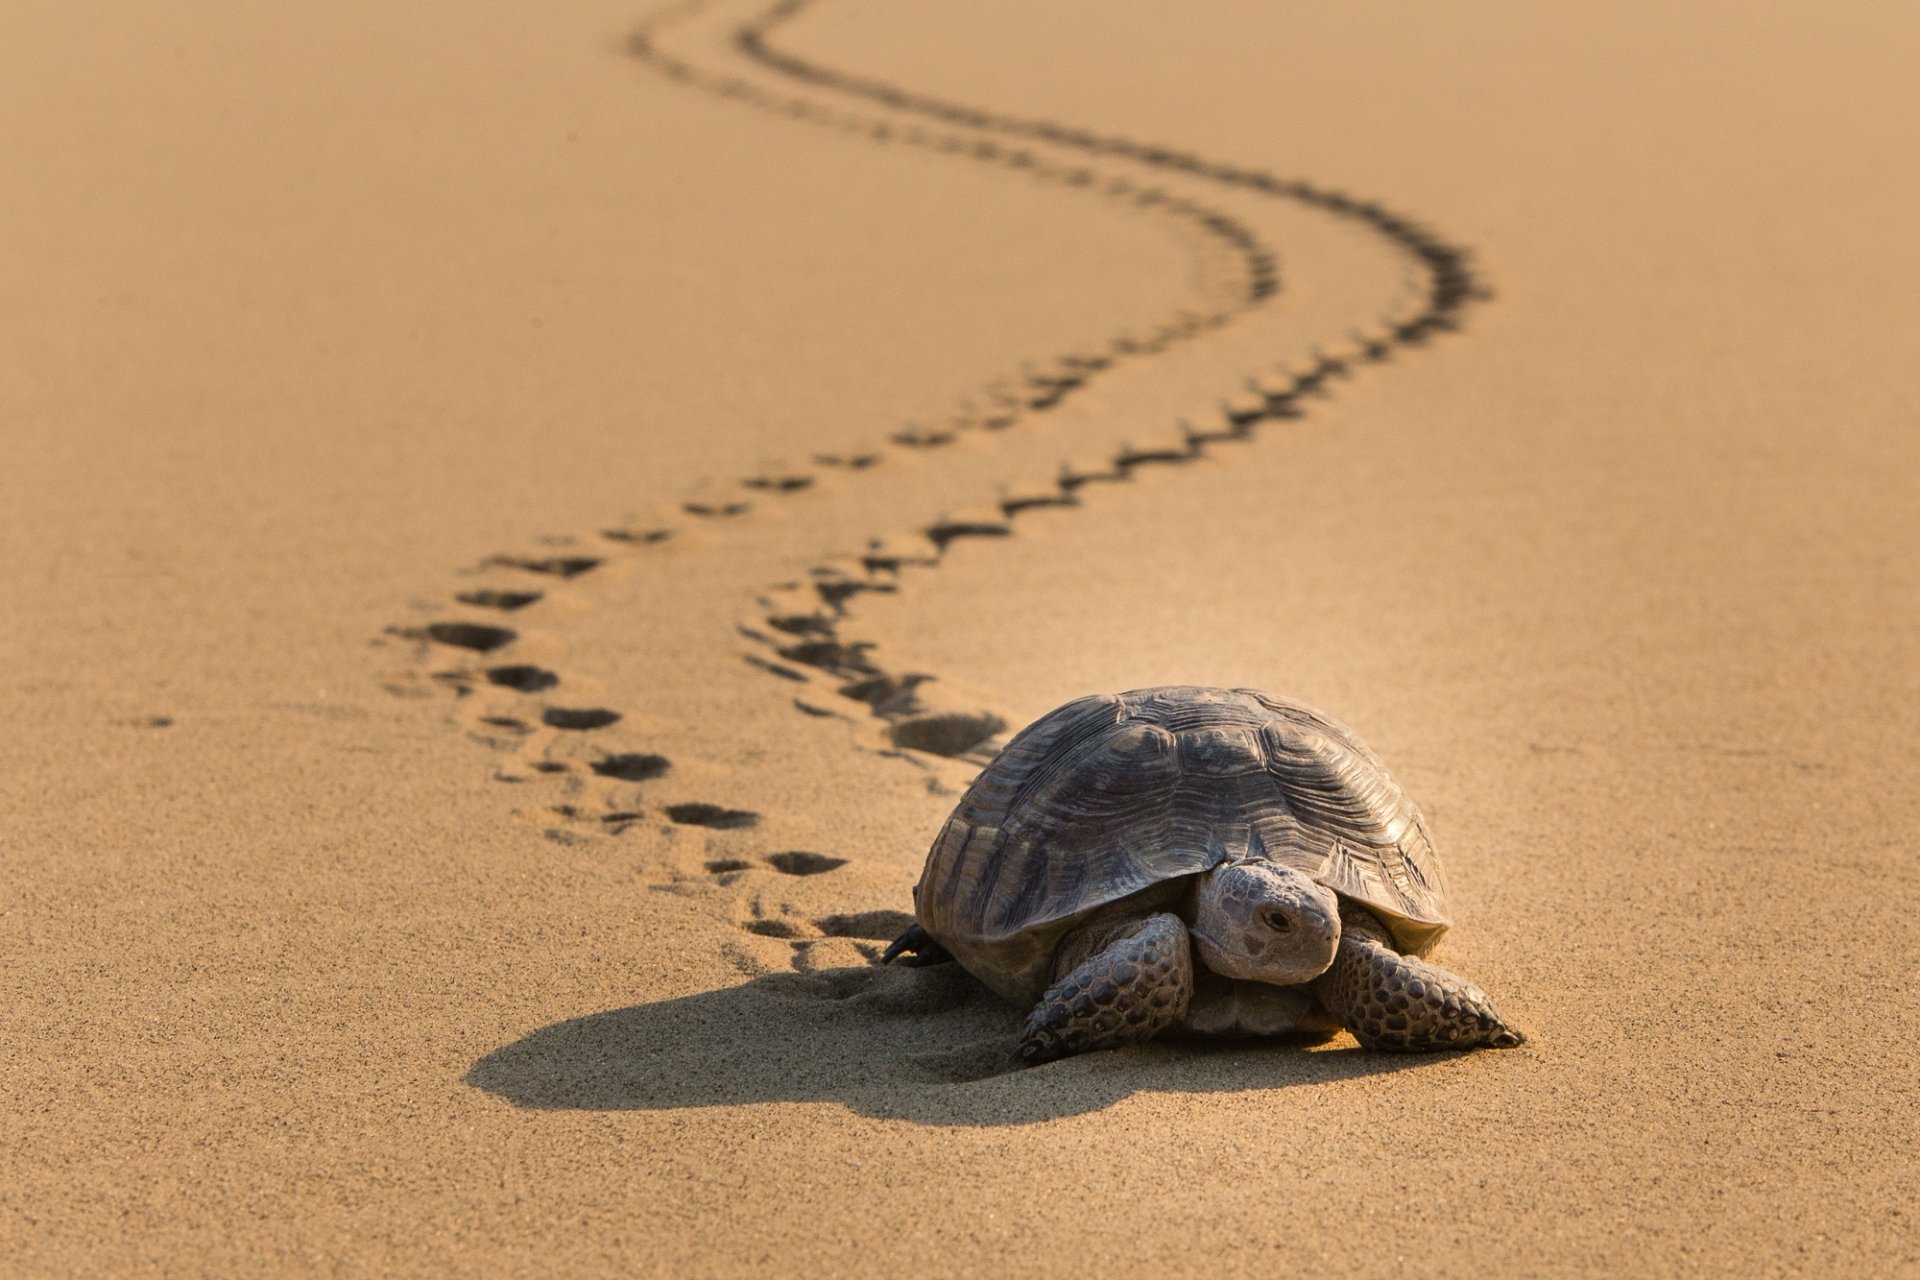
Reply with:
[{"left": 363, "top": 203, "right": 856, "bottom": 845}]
[{"left": 914, "top": 686, "right": 1452, "bottom": 1004}]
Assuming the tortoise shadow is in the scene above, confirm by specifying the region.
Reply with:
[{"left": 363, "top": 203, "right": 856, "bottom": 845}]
[{"left": 466, "top": 963, "right": 1435, "bottom": 1126}]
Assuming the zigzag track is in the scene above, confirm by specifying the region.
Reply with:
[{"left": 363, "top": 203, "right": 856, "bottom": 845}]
[{"left": 379, "top": 0, "right": 1488, "bottom": 977}]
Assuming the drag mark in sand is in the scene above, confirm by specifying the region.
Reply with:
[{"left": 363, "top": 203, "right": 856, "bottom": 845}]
[{"left": 381, "top": 0, "right": 1488, "bottom": 974}]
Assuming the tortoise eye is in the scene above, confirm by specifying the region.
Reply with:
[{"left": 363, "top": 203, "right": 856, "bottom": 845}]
[{"left": 1263, "top": 911, "right": 1292, "bottom": 933}]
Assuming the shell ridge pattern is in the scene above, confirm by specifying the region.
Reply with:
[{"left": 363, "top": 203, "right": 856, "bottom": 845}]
[
  {"left": 984, "top": 850, "right": 1058, "bottom": 939},
  {"left": 1259, "top": 727, "right": 1411, "bottom": 847},
  {"left": 1000, "top": 719, "right": 1182, "bottom": 839},
  {"left": 1249, "top": 706, "right": 1453, "bottom": 939},
  {"left": 958, "top": 694, "right": 1125, "bottom": 829}
]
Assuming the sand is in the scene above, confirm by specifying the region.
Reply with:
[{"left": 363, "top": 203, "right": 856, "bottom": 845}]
[{"left": 4, "top": 0, "right": 1916, "bottom": 1275}]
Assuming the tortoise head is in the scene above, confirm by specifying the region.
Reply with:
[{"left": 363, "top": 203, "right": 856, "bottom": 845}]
[{"left": 1190, "top": 859, "right": 1341, "bottom": 985}]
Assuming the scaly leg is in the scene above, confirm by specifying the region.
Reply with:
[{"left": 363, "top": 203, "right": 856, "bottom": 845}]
[
  {"left": 1019, "top": 912, "right": 1192, "bottom": 1066},
  {"left": 1313, "top": 908, "right": 1523, "bottom": 1051}
]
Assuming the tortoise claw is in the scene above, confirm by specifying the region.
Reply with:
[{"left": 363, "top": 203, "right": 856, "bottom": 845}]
[{"left": 880, "top": 922, "right": 953, "bottom": 967}]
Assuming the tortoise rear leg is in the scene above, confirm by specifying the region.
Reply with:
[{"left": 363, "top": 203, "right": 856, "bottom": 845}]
[
  {"left": 880, "top": 922, "right": 953, "bottom": 967},
  {"left": 1019, "top": 912, "right": 1192, "bottom": 1066},
  {"left": 1314, "top": 907, "right": 1523, "bottom": 1051}
]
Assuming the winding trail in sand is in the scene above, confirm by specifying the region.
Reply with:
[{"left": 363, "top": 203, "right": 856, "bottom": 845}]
[{"left": 4, "top": 2, "right": 1916, "bottom": 1275}]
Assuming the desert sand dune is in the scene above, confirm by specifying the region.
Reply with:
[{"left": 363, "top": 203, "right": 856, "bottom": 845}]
[{"left": 3, "top": 1, "right": 1915, "bottom": 1276}]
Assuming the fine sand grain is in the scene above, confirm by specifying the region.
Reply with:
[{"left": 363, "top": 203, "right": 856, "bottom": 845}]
[{"left": 4, "top": 1, "right": 1916, "bottom": 1276}]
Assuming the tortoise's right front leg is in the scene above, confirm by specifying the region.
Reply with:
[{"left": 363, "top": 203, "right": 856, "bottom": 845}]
[{"left": 1019, "top": 912, "right": 1192, "bottom": 1066}]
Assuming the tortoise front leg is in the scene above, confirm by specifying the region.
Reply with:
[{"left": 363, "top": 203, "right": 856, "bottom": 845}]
[
  {"left": 1313, "top": 907, "right": 1524, "bottom": 1051},
  {"left": 1019, "top": 912, "right": 1192, "bottom": 1066}
]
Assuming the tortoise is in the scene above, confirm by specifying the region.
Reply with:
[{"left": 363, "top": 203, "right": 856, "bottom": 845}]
[{"left": 883, "top": 686, "right": 1523, "bottom": 1064}]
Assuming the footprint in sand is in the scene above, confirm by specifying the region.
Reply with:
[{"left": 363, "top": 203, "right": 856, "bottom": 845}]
[
  {"left": 741, "top": 472, "right": 815, "bottom": 494},
  {"left": 812, "top": 452, "right": 880, "bottom": 471},
  {"left": 765, "top": 850, "right": 846, "bottom": 875},
  {"left": 455, "top": 588, "right": 544, "bottom": 611},
  {"left": 396, "top": 621, "right": 518, "bottom": 653},
  {"left": 704, "top": 851, "right": 846, "bottom": 882},
  {"left": 484, "top": 665, "right": 559, "bottom": 693},
  {"left": 664, "top": 802, "right": 760, "bottom": 830},
  {"left": 683, "top": 499, "right": 752, "bottom": 519},
  {"left": 540, "top": 707, "right": 622, "bottom": 731},
  {"left": 485, "top": 554, "right": 603, "bottom": 578},
  {"left": 590, "top": 752, "right": 672, "bottom": 782},
  {"left": 600, "top": 527, "right": 674, "bottom": 546}
]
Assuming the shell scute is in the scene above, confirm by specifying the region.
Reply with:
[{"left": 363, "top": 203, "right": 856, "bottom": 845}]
[{"left": 1175, "top": 725, "right": 1267, "bottom": 777}]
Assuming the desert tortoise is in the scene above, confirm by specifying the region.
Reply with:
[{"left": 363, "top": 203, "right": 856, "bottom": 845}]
[{"left": 884, "top": 686, "right": 1523, "bottom": 1064}]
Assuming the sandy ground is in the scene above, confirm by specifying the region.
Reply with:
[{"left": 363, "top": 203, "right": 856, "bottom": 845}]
[{"left": 4, "top": 1, "right": 1917, "bottom": 1275}]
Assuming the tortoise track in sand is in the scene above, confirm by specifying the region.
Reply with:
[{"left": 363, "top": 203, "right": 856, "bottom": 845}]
[{"left": 379, "top": 0, "right": 1487, "bottom": 973}]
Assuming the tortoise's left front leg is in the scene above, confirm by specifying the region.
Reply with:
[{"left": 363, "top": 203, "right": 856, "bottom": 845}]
[
  {"left": 1019, "top": 912, "right": 1192, "bottom": 1066},
  {"left": 1314, "top": 907, "right": 1524, "bottom": 1051}
]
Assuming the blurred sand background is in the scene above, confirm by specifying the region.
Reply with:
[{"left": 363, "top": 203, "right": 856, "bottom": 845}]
[{"left": 3, "top": 1, "right": 1916, "bottom": 1274}]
